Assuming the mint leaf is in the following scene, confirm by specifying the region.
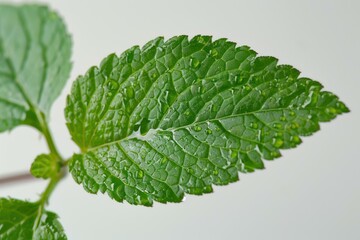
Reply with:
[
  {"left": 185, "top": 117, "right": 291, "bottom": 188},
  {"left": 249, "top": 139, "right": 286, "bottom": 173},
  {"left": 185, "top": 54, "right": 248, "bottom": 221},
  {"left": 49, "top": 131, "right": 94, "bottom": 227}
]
[
  {"left": 30, "top": 154, "right": 59, "bottom": 179},
  {"left": 0, "top": 4, "right": 71, "bottom": 132},
  {"left": 0, "top": 198, "right": 67, "bottom": 240},
  {"left": 65, "top": 35, "right": 349, "bottom": 206}
]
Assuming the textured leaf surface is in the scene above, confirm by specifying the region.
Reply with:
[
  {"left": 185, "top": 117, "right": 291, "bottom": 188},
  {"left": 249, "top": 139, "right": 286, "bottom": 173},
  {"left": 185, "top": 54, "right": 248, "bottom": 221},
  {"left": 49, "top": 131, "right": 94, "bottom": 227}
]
[
  {"left": 30, "top": 154, "right": 58, "bottom": 179},
  {"left": 0, "top": 4, "right": 71, "bottom": 132},
  {"left": 66, "top": 35, "right": 349, "bottom": 206},
  {"left": 0, "top": 198, "right": 67, "bottom": 240}
]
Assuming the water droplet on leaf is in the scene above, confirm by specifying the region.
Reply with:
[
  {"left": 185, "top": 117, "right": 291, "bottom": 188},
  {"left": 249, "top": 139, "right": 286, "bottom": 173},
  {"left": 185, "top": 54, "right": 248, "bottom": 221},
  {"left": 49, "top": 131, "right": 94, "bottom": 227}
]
[
  {"left": 290, "top": 122, "right": 299, "bottom": 129},
  {"left": 250, "top": 122, "right": 258, "bottom": 129},
  {"left": 193, "top": 126, "right": 202, "bottom": 132},
  {"left": 151, "top": 72, "right": 158, "bottom": 79},
  {"left": 243, "top": 84, "right": 251, "bottom": 91},
  {"left": 291, "top": 135, "right": 301, "bottom": 144},
  {"left": 289, "top": 111, "right": 296, "bottom": 116},
  {"left": 190, "top": 58, "right": 200, "bottom": 69},
  {"left": 210, "top": 49, "right": 218, "bottom": 57},
  {"left": 230, "top": 149, "right": 238, "bottom": 159},
  {"left": 161, "top": 157, "right": 168, "bottom": 164},
  {"left": 126, "top": 87, "right": 134, "bottom": 98},
  {"left": 106, "top": 80, "right": 119, "bottom": 91},
  {"left": 137, "top": 170, "right": 144, "bottom": 179},
  {"left": 326, "top": 107, "right": 337, "bottom": 114},
  {"left": 270, "top": 151, "right": 281, "bottom": 158},
  {"left": 195, "top": 36, "right": 206, "bottom": 44},
  {"left": 273, "top": 138, "right": 284, "bottom": 148}
]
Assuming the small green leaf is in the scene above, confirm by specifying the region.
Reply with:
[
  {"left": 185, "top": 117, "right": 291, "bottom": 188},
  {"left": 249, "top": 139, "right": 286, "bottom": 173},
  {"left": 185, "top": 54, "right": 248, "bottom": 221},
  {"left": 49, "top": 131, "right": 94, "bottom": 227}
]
[
  {"left": 0, "top": 198, "right": 67, "bottom": 240},
  {"left": 65, "top": 35, "right": 349, "bottom": 206},
  {"left": 30, "top": 154, "right": 59, "bottom": 179},
  {"left": 0, "top": 4, "right": 72, "bottom": 132}
]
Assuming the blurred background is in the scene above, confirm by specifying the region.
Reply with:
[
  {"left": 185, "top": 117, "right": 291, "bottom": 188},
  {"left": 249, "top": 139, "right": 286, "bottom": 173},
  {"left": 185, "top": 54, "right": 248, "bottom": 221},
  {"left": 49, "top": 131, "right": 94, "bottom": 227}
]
[{"left": 0, "top": 0, "right": 359, "bottom": 239}]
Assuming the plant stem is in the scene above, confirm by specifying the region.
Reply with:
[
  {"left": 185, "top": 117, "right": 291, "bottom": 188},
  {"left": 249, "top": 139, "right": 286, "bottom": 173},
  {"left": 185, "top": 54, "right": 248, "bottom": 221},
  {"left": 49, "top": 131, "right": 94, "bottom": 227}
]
[
  {"left": 33, "top": 172, "right": 63, "bottom": 229},
  {"left": 30, "top": 109, "right": 67, "bottom": 228},
  {"left": 39, "top": 175, "right": 61, "bottom": 206},
  {"left": 35, "top": 109, "right": 63, "bottom": 164},
  {"left": 35, "top": 109, "right": 67, "bottom": 193}
]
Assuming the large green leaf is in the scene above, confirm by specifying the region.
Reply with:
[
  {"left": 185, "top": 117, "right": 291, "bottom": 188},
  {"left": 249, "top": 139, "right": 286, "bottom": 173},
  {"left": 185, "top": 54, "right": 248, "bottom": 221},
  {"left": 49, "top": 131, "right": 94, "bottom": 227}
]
[
  {"left": 0, "top": 4, "right": 71, "bottom": 132},
  {"left": 65, "top": 35, "right": 349, "bottom": 206},
  {"left": 0, "top": 198, "right": 67, "bottom": 240}
]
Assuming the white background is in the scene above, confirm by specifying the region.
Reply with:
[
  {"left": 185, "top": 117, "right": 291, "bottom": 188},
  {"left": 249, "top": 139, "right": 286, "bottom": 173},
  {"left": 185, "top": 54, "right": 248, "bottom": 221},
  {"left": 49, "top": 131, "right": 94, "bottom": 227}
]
[{"left": 0, "top": 0, "right": 359, "bottom": 239}]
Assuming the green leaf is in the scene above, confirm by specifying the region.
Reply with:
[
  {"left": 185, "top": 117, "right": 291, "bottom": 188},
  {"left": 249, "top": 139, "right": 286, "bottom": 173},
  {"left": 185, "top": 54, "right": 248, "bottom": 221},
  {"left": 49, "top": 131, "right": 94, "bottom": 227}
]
[
  {"left": 0, "top": 4, "right": 71, "bottom": 132},
  {"left": 65, "top": 35, "right": 349, "bottom": 206},
  {"left": 0, "top": 198, "right": 67, "bottom": 240},
  {"left": 30, "top": 154, "right": 59, "bottom": 179}
]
